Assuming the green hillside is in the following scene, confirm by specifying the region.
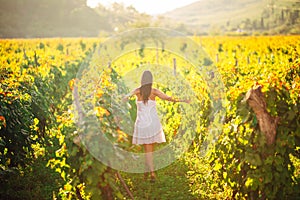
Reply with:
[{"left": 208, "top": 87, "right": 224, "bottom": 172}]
[
  {"left": 0, "top": 0, "right": 111, "bottom": 38},
  {"left": 164, "top": 0, "right": 300, "bottom": 34},
  {"left": 0, "top": 0, "right": 152, "bottom": 38},
  {"left": 165, "top": 0, "right": 266, "bottom": 26}
]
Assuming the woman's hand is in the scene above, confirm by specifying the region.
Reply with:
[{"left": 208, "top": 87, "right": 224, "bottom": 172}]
[
  {"left": 122, "top": 95, "right": 129, "bottom": 102},
  {"left": 182, "top": 99, "right": 191, "bottom": 104}
]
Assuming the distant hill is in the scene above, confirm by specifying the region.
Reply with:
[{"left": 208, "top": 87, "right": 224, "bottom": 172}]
[
  {"left": 0, "top": 0, "right": 111, "bottom": 38},
  {"left": 0, "top": 0, "right": 166, "bottom": 38},
  {"left": 165, "top": 0, "right": 266, "bottom": 27},
  {"left": 164, "top": 0, "right": 300, "bottom": 34}
]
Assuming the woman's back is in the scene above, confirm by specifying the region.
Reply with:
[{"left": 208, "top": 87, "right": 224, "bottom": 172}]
[{"left": 135, "top": 88, "right": 157, "bottom": 102}]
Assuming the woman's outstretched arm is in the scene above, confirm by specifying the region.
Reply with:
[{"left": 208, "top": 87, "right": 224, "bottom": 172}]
[
  {"left": 122, "top": 88, "right": 139, "bottom": 102},
  {"left": 153, "top": 88, "right": 190, "bottom": 103}
]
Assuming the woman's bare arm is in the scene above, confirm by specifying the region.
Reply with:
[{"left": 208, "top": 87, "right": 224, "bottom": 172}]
[
  {"left": 153, "top": 88, "right": 190, "bottom": 103},
  {"left": 122, "top": 88, "right": 139, "bottom": 102}
]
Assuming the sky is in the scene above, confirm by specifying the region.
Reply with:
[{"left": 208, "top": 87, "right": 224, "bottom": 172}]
[{"left": 86, "top": 0, "right": 200, "bottom": 15}]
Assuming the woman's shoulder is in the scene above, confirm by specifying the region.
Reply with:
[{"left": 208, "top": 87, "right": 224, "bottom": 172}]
[
  {"left": 133, "top": 87, "right": 140, "bottom": 94},
  {"left": 151, "top": 88, "right": 162, "bottom": 94},
  {"left": 128, "top": 88, "right": 140, "bottom": 97}
]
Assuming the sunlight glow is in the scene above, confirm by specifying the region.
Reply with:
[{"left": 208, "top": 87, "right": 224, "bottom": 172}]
[{"left": 86, "top": 0, "right": 200, "bottom": 15}]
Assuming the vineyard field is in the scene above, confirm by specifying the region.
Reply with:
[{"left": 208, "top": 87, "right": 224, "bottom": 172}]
[{"left": 0, "top": 35, "right": 299, "bottom": 199}]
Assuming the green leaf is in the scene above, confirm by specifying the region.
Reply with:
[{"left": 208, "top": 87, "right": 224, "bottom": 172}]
[
  {"left": 213, "top": 163, "right": 222, "bottom": 171},
  {"left": 223, "top": 172, "right": 228, "bottom": 179},
  {"left": 252, "top": 115, "right": 257, "bottom": 127},
  {"left": 245, "top": 177, "right": 254, "bottom": 188},
  {"left": 264, "top": 172, "right": 273, "bottom": 184},
  {"left": 245, "top": 152, "right": 262, "bottom": 166}
]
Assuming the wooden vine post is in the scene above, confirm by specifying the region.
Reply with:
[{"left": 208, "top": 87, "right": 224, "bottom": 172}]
[
  {"left": 173, "top": 58, "right": 177, "bottom": 76},
  {"left": 244, "top": 85, "right": 279, "bottom": 145}
]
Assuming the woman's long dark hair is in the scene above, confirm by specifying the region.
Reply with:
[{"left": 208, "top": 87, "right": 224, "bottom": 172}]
[{"left": 140, "top": 70, "right": 153, "bottom": 104}]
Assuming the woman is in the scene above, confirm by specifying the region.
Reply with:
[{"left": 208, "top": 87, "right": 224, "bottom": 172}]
[{"left": 123, "top": 70, "right": 189, "bottom": 182}]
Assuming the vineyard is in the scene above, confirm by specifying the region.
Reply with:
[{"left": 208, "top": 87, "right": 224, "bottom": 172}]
[{"left": 0, "top": 35, "right": 299, "bottom": 199}]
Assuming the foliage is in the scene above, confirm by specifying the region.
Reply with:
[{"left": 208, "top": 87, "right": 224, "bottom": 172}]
[
  {"left": 200, "top": 36, "right": 300, "bottom": 199},
  {"left": 0, "top": 38, "right": 98, "bottom": 199},
  {"left": 0, "top": 157, "right": 63, "bottom": 200},
  {"left": 54, "top": 67, "right": 129, "bottom": 199}
]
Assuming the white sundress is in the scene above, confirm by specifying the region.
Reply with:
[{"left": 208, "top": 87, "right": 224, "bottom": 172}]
[{"left": 132, "top": 100, "right": 166, "bottom": 145}]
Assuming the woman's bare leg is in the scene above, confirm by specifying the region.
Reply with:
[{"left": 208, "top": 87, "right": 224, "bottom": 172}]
[{"left": 144, "top": 144, "right": 155, "bottom": 178}]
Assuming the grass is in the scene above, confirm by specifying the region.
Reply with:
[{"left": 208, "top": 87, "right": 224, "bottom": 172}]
[{"left": 118, "top": 158, "right": 197, "bottom": 200}]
